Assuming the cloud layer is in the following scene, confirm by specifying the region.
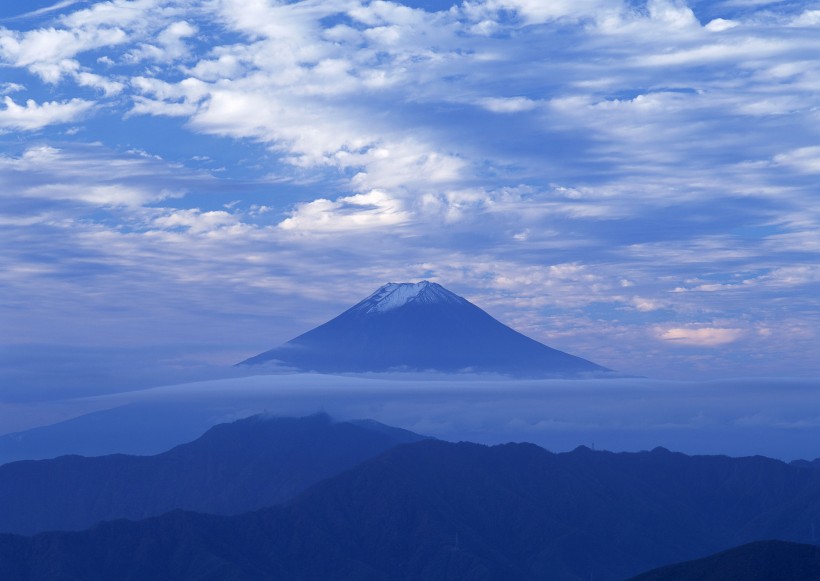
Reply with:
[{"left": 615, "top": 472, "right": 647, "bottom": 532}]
[{"left": 5, "top": 374, "right": 819, "bottom": 461}]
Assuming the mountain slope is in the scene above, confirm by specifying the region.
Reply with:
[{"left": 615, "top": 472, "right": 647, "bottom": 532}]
[
  {"left": 240, "top": 281, "right": 608, "bottom": 376},
  {"left": 626, "top": 540, "right": 820, "bottom": 581},
  {"left": 0, "top": 413, "right": 424, "bottom": 535},
  {"left": 2, "top": 440, "right": 820, "bottom": 580}
]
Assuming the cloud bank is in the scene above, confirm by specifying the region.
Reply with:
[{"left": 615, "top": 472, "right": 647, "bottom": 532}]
[{"left": 4, "top": 373, "right": 819, "bottom": 462}]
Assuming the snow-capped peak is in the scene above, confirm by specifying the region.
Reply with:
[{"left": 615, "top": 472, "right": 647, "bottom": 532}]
[{"left": 355, "top": 281, "right": 462, "bottom": 314}]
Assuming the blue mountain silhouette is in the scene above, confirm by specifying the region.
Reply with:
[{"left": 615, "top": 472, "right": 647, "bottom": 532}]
[{"left": 239, "top": 281, "right": 609, "bottom": 376}]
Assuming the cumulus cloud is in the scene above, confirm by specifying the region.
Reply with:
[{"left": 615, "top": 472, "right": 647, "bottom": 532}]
[
  {"left": 127, "top": 20, "right": 198, "bottom": 63},
  {"left": 0, "top": 96, "right": 94, "bottom": 130},
  {"left": 0, "top": 25, "right": 128, "bottom": 70},
  {"left": 279, "top": 190, "right": 410, "bottom": 233},
  {"left": 705, "top": 18, "right": 739, "bottom": 32}
]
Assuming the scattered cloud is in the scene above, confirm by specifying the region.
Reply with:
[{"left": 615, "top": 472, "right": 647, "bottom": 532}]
[
  {"left": 151, "top": 208, "right": 244, "bottom": 235},
  {"left": 659, "top": 327, "right": 744, "bottom": 346}
]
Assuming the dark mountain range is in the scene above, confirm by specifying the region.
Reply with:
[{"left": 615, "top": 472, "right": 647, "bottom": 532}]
[
  {"left": 0, "top": 414, "right": 423, "bottom": 535},
  {"left": 2, "top": 438, "right": 820, "bottom": 580},
  {"left": 239, "top": 281, "right": 609, "bottom": 376},
  {"left": 626, "top": 540, "right": 820, "bottom": 581},
  {"left": 791, "top": 458, "right": 820, "bottom": 470}
]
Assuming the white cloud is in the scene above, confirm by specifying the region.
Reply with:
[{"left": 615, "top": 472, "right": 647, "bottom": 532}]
[
  {"left": 128, "top": 20, "right": 198, "bottom": 63},
  {"left": 791, "top": 10, "right": 820, "bottom": 27},
  {"left": 462, "top": 0, "right": 622, "bottom": 25},
  {"left": 477, "top": 96, "right": 539, "bottom": 113},
  {"left": 773, "top": 147, "right": 820, "bottom": 173},
  {"left": 25, "top": 183, "right": 175, "bottom": 207},
  {"left": 58, "top": 0, "right": 161, "bottom": 29},
  {"left": 9, "top": 0, "right": 87, "bottom": 20},
  {"left": 630, "top": 296, "right": 666, "bottom": 312},
  {"left": 705, "top": 18, "right": 739, "bottom": 32},
  {"left": 179, "top": 88, "right": 375, "bottom": 165},
  {"left": 646, "top": 0, "right": 699, "bottom": 28},
  {"left": 636, "top": 38, "right": 787, "bottom": 68},
  {"left": 0, "top": 26, "right": 128, "bottom": 71},
  {"left": 130, "top": 96, "right": 198, "bottom": 117},
  {"left": 343, "top": 141, "right": 468, "bottom": 191},
  {"left": 0, "top": 96, "right": 93, "bottom": 131},
  {"left": 184, "top": 51, "right": 245, "bottom": 81},
  {"left": 279, "top": 190, "right": 410, "bottom": 233},
  {"left": 0, "top": 144, "right": 207, "bottom": 209},
  {"left": 752, "top": 265, "right": 820, "bottom": 287},
  {"left": 349, "top": 1, "right": 430, "bottom": 27},
  {"left": 0, "top": 82, "right": 25, "bottom": 95},
  {"left": 152, "top": 208, "right": 243, "bottom": 235},
  {"left": 21, "top": 57, "right": 124, "bottom": 94},
  {"left": 420, "top": 189, "right": 491, "bottom": 223},
  {"left": 659, "top": 327, "right": 744, "bottom": 346},
  {"left": 75, "top": 70, "right": 124, "bottom": 95}
]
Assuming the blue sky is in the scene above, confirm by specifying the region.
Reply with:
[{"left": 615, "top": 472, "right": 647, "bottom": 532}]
[{"left": 1, "top": 0, "right": 820, "bottom": 402}]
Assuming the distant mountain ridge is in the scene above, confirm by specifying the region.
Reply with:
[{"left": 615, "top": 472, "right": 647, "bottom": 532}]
[
  {"left": 240, "top": 281, "right": 609, "bottom": 376},
  {"left": 0, "top": 402, "right": 226, "bottom": 465},
  {"left": 2, "top": 433, "right": 820, "bottom": 580},
  {"left": 0, "top": 413, "right": 424, "bottom": 535}
]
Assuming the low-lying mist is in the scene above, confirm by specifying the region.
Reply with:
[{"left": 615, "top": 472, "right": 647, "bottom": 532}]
[{"left": 3, "top": 373, "right": 817, "bottom": 462}]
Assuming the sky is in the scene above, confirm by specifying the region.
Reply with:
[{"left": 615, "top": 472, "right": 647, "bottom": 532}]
[{"left": 1, "top": 0, "right": 820, "bottom": 406}]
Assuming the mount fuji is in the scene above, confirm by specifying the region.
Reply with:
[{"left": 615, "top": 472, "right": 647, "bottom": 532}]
[{"left": 239, "top": 281, "right": 610, "bottom": 376}]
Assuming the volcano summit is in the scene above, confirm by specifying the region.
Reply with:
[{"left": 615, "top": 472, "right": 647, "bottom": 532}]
[{"left": 239, "top": 281, "right": 609, "bottom": 376}]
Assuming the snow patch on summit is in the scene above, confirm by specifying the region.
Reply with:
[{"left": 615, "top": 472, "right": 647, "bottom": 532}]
[
  {"left": 361, "top": 282, "right": 430, "bottom": 314},
  {"left": 356, "top": 281, "right": 462, "bottom": 314}
]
